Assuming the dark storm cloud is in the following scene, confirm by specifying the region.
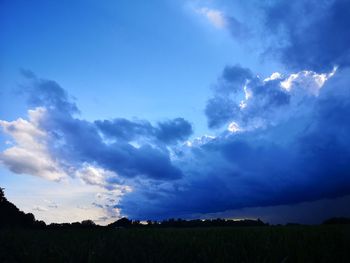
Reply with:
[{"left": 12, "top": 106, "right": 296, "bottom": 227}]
[
  {"left": 16, "top": 74, "right": 186, "bottom": 181},
  {"left": 95, "top": 117, "right": 192, "bottom": 145},
  {"left": 205, "top": 65, "right": 253, "bottom": 128},
  {"left": 205, "top": 96, "right": 239, "bottom": 128},
  {"left": 95, "top": 119, "right": 154, "bottom": 142},
  {"left": 217, "top": 65, "right": 253, "bottom": 94},
  {"left": 20, "top": 71, "right": 79, "bottom": 114},
  {"left": 201, "top": 195, "right": 350, "bottom": 225},
  {"left": 155, "top": 118, "right": 193, "bottom": 144},
  {"left": 8, "top": 68, "right": 350, "bottom": 221},
  {"left": 119, "top": 69, "right": 350, "bottom": 220},
  {"left": 263, "top": 0, "right": 350, "bottom": 71},
  {"left": 205, "top": 65, "right": 290, "bottom": 129},
  {"left": 189, "top": 0, "right": 350, "bottom": 220}
]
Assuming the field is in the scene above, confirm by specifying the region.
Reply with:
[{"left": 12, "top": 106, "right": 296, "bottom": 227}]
[{"left": 0, "top": 225, "right": 349, "bottom": 263}]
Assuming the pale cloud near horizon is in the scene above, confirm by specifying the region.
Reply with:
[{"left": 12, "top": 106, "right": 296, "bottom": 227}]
[{"left": 10, "top": 176, "right": 127, "bottom": 225}]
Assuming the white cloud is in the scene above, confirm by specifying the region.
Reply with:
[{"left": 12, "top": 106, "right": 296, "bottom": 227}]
[
  {"left": 185, "top": 134, "right": 216, "bottom": 148},
  {"left": 75, "top": 163, "right": 132, "bottom": 193},
  {"left": 227, "top": 122, "right": 241, "bottom": 133},
  {"left": 74, "top": 164, "right": 132, "bottom": 222},
  {"left": 239, "top": 82, "right": 252, "bottom": 109},
  {"left": 280, "top": 73, "right": 298, "bottom": 91},
  {"left": 0, "top": 107, "right": 67, "bottom": 181},
  {"left": 196, "top": 7, "right": 226, "bottom": 28},
  {"left": 76, "top": 164, "right": 111, "bottom": 187},
  {"left": 264, "top": 72, "right": 282, "bottom": 82},
  {"left": 280, "top": 67, "right": 337, "bottom": 96}
]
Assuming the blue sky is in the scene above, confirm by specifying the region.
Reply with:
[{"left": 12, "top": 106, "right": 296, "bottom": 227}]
[{"left": 1, "top": 0, "right": 350, "bottom": 224}]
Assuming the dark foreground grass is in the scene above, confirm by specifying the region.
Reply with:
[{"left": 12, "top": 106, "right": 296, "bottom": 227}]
[{"left": 0, "top": 225, "right": 349, "bottom": 263}]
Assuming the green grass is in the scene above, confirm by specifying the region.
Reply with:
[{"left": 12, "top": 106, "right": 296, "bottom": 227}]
[{"left": 0, "top": 225, "right": 349, "bottom": 263}]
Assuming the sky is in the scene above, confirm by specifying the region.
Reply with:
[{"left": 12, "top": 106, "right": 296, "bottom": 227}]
[{"left": 1, "top": 0, "right": 350, "bottom": 225}]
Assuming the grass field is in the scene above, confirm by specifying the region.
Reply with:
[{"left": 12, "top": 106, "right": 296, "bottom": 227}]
[{"left": 0, "top": 225, "right": 349, "bottom": 263}]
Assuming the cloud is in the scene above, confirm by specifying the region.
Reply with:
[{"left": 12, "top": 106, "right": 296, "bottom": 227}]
[
  {"left": 0, "top": 107, "right": 67, "bottom": 181},
  {"left": 119, "top": 67, "right": 350, "bottom": 220},
  {"left": 196, "top": 7, "right": 226, "bottom": 29},
  {"left": 95, "top": 119, "right": 154, "bottom": 142},
  {"left": 2, "top": 68, "right": 350, "bottom": 222},
  {"left": 1, "top": 73, "right": 187, "bottom": 183},
  {"left": 205, "top": 64, "right": 336, "bottom": 131},
  {"left": 20, "top": 73, "right": 79, "bottom": 114},
  {"left": 195, "top": 6, "right": 249, "bottom": 39},
  {"left": 44, "top": 200, "right": 59, "bottom": 209},
  {"left": 75, "top": 164, "right": 121, "bottom": 189},
  {"left": 280, "top": 68, "right": 337, "bottom": 95},
  {"left": 33, "top": 206, "right": 48, "bottom": 212},
  {"left": 227, "top": 122, "right": 240, "bottom": 133},
  {"left": 95, "top": 117, "right": 193, "bottom": 145},
  {"left": 262, "top": 0, "right": 350, "bottom": 71},
  {"left": 37, "top": 179, "right": 128, "bottom": 224},
  {"left": 155, "top": 118, "right": 193, "bottom": 144},
  {"left": 200, "top": 195, "right": 350, "bottom": 225}
]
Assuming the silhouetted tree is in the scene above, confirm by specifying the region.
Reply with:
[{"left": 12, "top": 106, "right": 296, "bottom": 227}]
[
  {"left": 108, "top": 217, "right": 132, "bottom": 228},
  {"left": 0, "top": 187, "right": 45, "bottom": 228},
  {"left": 132, "top": 220, "right": 141, "bottom": 226},
  {"left": 323, "top": 217, "right": 350, "bottom": 225},
  {"left": 0, "top": 187, "right": 5, "bottom": 202},
  {"left": 81, "top": 220, "right": 96, "bottom": 227},
  {"left": 153, "top": 218, "right": 268, "bottom": 228}
]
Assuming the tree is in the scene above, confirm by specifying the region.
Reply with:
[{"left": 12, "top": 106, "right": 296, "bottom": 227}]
[
  {"left": 81, "top": 220, "right": 96, "bottom": 227},
  {"left": 0, "top": 187, "right": 5, "bottom": 202},
  {"left": 0, "top": 187, "right": 45, "bottom": 228},
  {"left": 108, "top": 217, "right": 132, "bottom": 228},
  {"left": 323, "top": 217, "right": 350, "bottom": 225}
]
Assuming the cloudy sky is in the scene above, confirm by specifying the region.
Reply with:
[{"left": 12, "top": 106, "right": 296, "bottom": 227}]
[{"left": 1, "top": 0, "right": 350, "bottom": 225}]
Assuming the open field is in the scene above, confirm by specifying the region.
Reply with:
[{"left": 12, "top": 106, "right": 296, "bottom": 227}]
[{"left": 0, "top": 225, "right": 349, "bottom": 263}]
